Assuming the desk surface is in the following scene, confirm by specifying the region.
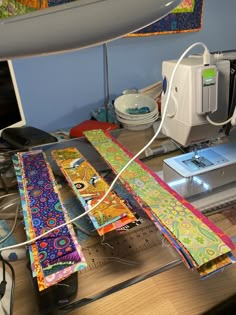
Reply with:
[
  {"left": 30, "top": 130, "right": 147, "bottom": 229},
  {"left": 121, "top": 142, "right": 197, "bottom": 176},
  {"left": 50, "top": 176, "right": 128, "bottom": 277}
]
[{"left": 3, "top": 127, "right": 236, "bottom": 315}]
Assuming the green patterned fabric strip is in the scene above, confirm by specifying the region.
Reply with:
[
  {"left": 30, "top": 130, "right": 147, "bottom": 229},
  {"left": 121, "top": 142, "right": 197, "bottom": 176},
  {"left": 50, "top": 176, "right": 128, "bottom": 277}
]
[{"left": 84, "top": 130, "right": 233, "bottom": 267}]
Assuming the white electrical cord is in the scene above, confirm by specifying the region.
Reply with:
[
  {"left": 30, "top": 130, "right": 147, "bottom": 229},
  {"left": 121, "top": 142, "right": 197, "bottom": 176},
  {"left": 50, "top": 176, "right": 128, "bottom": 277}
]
[
  {"left": 206, "top": 113, "right": 235, "bottom": 126},
  {"left": 0, "top": 41, "right": 210, "bottom": 252}
]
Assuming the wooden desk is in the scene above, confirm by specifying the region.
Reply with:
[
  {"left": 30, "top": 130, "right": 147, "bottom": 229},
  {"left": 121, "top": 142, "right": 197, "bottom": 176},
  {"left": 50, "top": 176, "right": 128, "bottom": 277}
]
[{"left": 4, "top": 128, "right": 236, "bottom": 315}]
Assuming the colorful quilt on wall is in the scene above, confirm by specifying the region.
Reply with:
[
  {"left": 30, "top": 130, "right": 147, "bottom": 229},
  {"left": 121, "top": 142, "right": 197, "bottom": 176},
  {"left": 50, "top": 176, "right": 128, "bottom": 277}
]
[
  {"left": 128, "top": 0, "right": 204, "bottom": 37},
  {"left": 0, "top": 0, "right": 73, "bottom": 18}
]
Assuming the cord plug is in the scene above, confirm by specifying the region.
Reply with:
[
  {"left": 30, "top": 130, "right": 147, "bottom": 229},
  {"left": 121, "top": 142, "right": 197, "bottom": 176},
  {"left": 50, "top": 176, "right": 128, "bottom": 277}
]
[{"left": 203, "top": 47, "right": 211, "bottom": 65}]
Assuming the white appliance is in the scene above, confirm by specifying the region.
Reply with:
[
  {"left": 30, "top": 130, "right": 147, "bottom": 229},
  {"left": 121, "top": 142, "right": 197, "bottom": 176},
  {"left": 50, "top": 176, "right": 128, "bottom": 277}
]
[
  {"left": 161, "top": 55, "right": 236, "bottom": 199},
  {"left": 161, "top": 57, "right": 229, "bottom": 147}
]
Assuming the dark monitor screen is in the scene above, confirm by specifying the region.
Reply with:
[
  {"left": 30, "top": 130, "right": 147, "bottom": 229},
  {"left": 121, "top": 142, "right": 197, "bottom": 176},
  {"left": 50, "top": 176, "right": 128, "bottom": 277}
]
[{"left": 0, "top": 60, "right": 25, "bottom": 135}]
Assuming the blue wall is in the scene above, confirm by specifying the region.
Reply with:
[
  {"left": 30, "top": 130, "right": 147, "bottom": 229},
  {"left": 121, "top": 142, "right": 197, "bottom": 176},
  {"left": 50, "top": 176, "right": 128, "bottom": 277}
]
[{"left": 13, "top": 0, "right": 236, "bottom": 132}]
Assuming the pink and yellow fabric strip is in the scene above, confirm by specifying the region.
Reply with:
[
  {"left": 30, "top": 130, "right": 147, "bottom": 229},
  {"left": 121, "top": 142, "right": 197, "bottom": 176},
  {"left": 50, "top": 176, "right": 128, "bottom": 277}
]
[
  {"left": 84, "top": 129, "right": 235, "bottom": 274},
  {"left": 13, "top": 150, "right": 87, "bottom": 291},
  {"left": 51, "top": 147, "right": 136, "bottom": 236}
]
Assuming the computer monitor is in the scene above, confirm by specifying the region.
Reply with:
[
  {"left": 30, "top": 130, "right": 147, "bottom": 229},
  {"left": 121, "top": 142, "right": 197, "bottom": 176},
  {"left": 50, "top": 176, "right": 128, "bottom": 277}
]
[{"left": 0, "top": 60, "right": 26, "bottom": 136}]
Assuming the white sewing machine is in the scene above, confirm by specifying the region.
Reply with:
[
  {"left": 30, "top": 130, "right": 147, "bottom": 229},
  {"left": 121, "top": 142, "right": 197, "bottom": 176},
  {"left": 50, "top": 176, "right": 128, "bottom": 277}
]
[{"left": 161, "top": 54, "right": 236, "bottom": 202}]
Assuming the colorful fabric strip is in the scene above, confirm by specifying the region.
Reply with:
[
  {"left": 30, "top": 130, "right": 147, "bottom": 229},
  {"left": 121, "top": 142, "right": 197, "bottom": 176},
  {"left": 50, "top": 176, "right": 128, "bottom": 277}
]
[
  {"left": 13, "top": 150, "right": 87, "bottom": 291},
  {"left": 148, "top": 211, "right": 196, "bottom": 268},
  {"left": 51, "top": 147, "right": 136, "bottom": 235},
  {"left": 84, "top": 130, "right": 234, "bottom": 270},
  {"left": 198, "top": 253, "right": 234, "bottom": 279}
]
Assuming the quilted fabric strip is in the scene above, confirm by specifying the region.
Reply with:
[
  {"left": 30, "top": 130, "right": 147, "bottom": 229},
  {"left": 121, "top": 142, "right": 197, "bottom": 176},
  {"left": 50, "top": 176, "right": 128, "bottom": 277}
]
[
  {"left": 51, "top": 147, "right": 136, "bottom": 235},
  {"left": 84, "top": 130, "right": 234, "bottom": 269},
  {"left": 13, "top": 150, "right": 87, "bottom": 291}
]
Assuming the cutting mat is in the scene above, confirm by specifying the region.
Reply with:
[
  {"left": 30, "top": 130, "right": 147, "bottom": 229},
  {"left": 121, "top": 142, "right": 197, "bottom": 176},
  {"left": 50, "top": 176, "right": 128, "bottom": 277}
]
[
  {"left": 79, "top": 220, "right": 165, "bottom": 271},
  {"left": 74, "top": 219, "right": 180, "bottom": 300}
]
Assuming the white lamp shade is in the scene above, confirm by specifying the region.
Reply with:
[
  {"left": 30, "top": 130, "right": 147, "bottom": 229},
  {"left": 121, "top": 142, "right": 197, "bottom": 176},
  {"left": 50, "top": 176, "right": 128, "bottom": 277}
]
[{"left": 0, "top": 0, "right": 182, "bottom": 59}]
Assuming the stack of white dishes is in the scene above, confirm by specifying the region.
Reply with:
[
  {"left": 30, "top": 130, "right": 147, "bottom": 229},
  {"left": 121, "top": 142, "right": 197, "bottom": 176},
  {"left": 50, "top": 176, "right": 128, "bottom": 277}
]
[{"left": 114, "top": 93, "right": 159, "bottom": 131}]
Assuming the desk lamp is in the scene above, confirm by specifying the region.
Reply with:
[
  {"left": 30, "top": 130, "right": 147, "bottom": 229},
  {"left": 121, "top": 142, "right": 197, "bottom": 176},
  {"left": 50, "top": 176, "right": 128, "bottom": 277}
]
[
  {"left": 0, "top": 0, "right": 182, "bottom": 148},
  {"left": 0, "top": 0, "right": 182, "bottom": 59},
  {"left": 0, "top": 0, "right": 181, "bottom": 314}
]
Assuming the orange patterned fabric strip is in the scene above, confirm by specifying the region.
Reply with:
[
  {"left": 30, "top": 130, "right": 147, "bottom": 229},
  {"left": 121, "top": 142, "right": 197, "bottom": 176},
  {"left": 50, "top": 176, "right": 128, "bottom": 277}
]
[{"left": 52, "top": 147, "right": 136, "bottom": 235}]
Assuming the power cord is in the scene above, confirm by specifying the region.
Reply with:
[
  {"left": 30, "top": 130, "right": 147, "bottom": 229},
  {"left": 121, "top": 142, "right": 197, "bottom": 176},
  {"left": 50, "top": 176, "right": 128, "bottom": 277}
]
[
  {"left": 0, "top": 42, "right": 212, "bottom": 253},
  {"left": 0, "top": 256, "right": 6, "bottom": 299},
  {"left": 0, "top": 252, "right": 15, "bottom": 315},
  {"left": 0, "top": 202, "right": 20, "bottom": 245},
  {"left": 0, "top": 197, "right": 20, "bottom": 314},
  {"left": 0, "top": 152, "right": 17, "bottom": 194},
  {"left": 206, "top": 114, "right": 234, "bottom": 126}
]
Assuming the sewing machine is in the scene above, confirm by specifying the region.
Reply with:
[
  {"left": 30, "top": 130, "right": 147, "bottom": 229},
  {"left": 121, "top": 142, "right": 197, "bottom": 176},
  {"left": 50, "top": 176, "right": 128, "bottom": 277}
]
[{"left": 161, "top": 54, "right": 236, "bottom": 200}]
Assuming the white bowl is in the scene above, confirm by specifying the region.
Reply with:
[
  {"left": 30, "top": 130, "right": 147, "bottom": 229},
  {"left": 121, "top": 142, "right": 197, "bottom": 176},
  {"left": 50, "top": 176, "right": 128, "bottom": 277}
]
[
  {"left": 114, "top": 94, "right": 157, "bottom": 118},
  {"left": 116, "top": 112, "right": 159, "bottom": 125},
  {"left": 115, "top": 107, "right": 158, "bottom": 121},
  {"left": 121, "top": 122, "right": 154, "bottom": 131}
]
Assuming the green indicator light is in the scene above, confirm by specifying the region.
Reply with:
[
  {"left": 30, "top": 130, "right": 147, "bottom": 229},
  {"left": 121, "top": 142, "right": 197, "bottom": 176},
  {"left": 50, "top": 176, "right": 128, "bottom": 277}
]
[{"left": 203, "top": 68, "right": 216, "bottom": 80}]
